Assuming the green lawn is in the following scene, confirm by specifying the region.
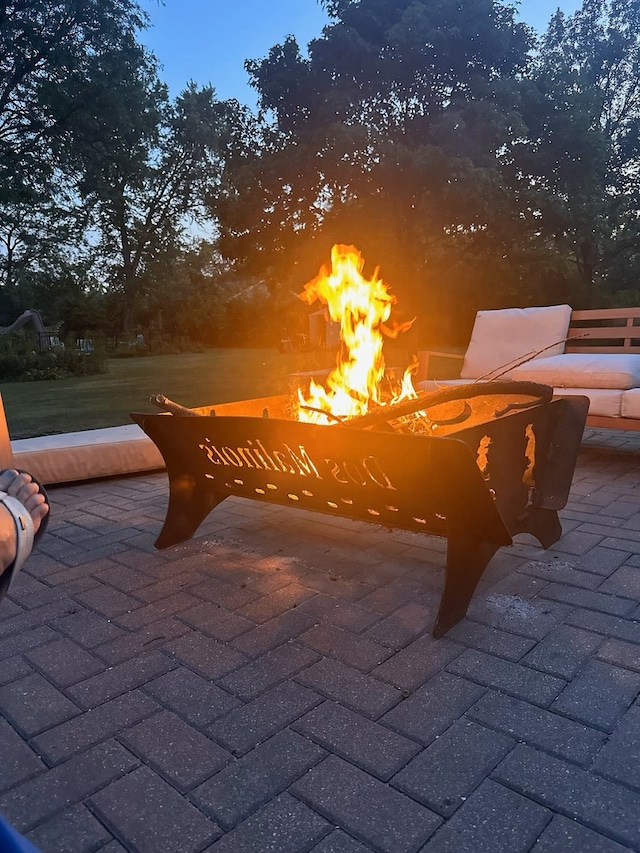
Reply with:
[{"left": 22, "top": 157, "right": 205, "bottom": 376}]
[{"left": 2, "top": 348, "right": 337, "bottom": 439}]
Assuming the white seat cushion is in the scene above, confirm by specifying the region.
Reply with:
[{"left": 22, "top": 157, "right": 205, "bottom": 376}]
[
  {"left": 509, "top": 353, "right": 640, "bottom": 390},
  {"left": 460, "top": 305, "right": 572, "bottom": 380},
  {"left": 12, "top": 424, "right": 164, "bottom": 485},
  {"left": 553, "top": 388, "right": 623, "bottom": 418},
  {"left": 621, "top": 389, "right": 640, "bottom": 419}
]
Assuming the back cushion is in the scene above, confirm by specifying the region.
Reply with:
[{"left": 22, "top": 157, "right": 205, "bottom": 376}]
[{"left": 460, "top": 305, "right": 573, "bottom": 380}]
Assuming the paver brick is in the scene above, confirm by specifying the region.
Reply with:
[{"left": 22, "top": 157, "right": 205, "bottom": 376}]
[
  {"left": 25, "top": 804, "right": 112, "bottom": 853},
  {"left": 295, "top": 657, "right": 402, "bottom": 719},
  {"left": 118, "top": 709, "right": 232, "bottom": 791},
  {"left": 94, "top": 617, "right": 189, "bottom": 665},
  {"left": 591, "top": 704, "right": 640, "bottom": 790},
  {"left": 31, "top": 689, "right": 159, "bottom": 765},
  {"left": 207, "top": 792, "right": 331, "bottom": 853},
  {"left": 162, "top": 632, "right": 248, "bottom": 679},
  {"left": 143, "top": 666, "right": 241, "bottom": 727},
  {"left": 566, "top": 608, "right": 640, "bottom": 643},
  {"left": 65, "top": 650, "right": 176, "bottom": 709},
  {"left": 231, "top": 610, "right": 318, "bottom": 656},
  {"left": 392, "top": 719, "right": 514, "bottom": 817},
  {"left": 372, "top": 634, "right": 463, "bottom": 691},
  {"left": 521, "top": 559, "right": 603, "bottom": 589},
  {"left": 239, "top": 583, "right": 316, "bottom": 622},
  {"left": 597, "top": 637, "right": 640, "bottom": 672},
  {"left": 446, "top": 649, "right": 566, "bottom": 706},
  {"left": 300, "top": 623, "right": 392, "bottom": 672},
  {"left": 549, "top": 529, "right": 604, "bottom": 555},
  {"left": 0, "top": 740, "right": 139, "bottom": 832},
  {"left": 579, "top": 547, "right": 631, "bottom": 577},
  {"left": 420, "top": 779, "right": 551, "bottom": 853},
  {"left": 90, "top": 765, "right": 221, "bottom": 853},
  {"left": 0, "top": 654, "right": 33, "bottom": 686},
  {"left": 208, "top": 680, "right": 322, "bottom": 755},
  {"left": 600, "top": 564, "right": 640, "bottom": 600},
  {"left": 190, "top": 577, "right": 261, "bottom": 612},
  {"left": 192, "top": 728, "right": 326, "bottom": 830},
  {"left": 309, "top": 829, "right": 374, "bottom": 852},
  {"left": 362, "top": 603, "right": 436, "bottom": 649},
  {"left": 0, "top": 718, "right": 45, "bottom": 792},
  {"left": 0, "top": 599, "right": 75, "bottom": 640},
  {"left": 292, "top": 755, "right": 441, "bottom": 853},
  {"left": 218, "top": 642, "right": 319, "bottom": 700},
  {"left": 493, "top": 744, "right": 640, "bottom": 849},
  {"left": 537, "top": 583, "right": 635, "bottom": 616},
  {"left": 445, "top": 620, "right": 536, "bottom": 661},
  {"left": 550, "top": 659, "right": 640, "bottom": 731},
  {"left": 0, "top": 672, "right": 80, "bottom": 737},
  {"left": 93, "top": 563, "right": 155, "bottom": 592},
  {"left": 382, "top": 672, "right": 485, "bottom": 744},
  {"left": 357, "top": 582, "right": 426, "bottom": 615},
  {"left": 73, "top": 584, "right": 143, "bottom": 617},
  {"left": 54, "top": 607, "right": 125, "bottom": 648},
  {"left": 488, "top": 596, "right": 572, "bottom": 642},
  {"left": 531, "top": 814, "right": 635, "bottom": 853},
  {"left": 467, "top": 690, "right": 606, "bottom": 767},
  {"left": 0, "top": 625, "right": 59, "bottom": 661},
  {"left": 293, "top": 700, "right": 420, "bottom": 781},
  {"left": 177, "top": 601, "right": 254, "bottom": 640},
  {"left": 25, "top": 636, "right": 105, "bottom": 686},
  {"left": 298, "top": 594, "right": 380, "bottom": 633},
  {"left": 113, "top": 592, "right": 199, "bottom": 630},
  {"left": 521, "top": 624, "right": 604, "bottom": 679},
  {"left": 129, "top": 571, "right": 199, "bottom": 603}
]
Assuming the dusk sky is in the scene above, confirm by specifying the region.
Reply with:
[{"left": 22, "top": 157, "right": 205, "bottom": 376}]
[{"left": 139, "top": 1, "right": 583, "bottom": 106}]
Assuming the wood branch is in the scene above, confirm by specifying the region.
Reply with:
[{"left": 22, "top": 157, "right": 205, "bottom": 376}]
[
  {"left": 342, "top": 381, "right": 553, "bottom": 430},
  {"left": 150, "top": 394, "right": 205, "bottom": 417}
]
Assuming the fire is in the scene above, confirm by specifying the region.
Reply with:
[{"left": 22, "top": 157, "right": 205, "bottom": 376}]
[{"left": 296, "top": 244, "right": 417, "bottom": 424}]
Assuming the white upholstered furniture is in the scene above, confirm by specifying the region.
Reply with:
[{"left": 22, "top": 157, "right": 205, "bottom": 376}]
[
  {"left": 417, "top": 305, "right": 640, "bottom": 431},
  {"left": 0, "top": 393, "right": 164, "bottom": 485}
]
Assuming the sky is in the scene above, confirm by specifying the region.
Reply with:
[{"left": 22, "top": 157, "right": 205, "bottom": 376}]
[{"left": 138, "top": 0, "right": 583, "bottom": 107}]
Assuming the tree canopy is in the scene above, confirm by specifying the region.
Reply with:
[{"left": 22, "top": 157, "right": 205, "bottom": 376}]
[{"left": 3, "top": 0, "right": 640, "bottom": 349}]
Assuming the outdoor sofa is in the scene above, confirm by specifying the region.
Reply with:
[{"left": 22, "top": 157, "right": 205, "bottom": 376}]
[{"left": 416, "top": 304, "right": 640, "bottom": 432}]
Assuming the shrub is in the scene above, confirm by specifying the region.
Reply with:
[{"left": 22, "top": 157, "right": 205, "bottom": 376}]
[{"left": 0, "top": 341, "right": 107, "bottom": 381}]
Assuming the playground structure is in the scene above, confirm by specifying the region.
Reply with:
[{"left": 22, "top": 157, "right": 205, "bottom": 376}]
[{"left": 0, "top": 309, "right": 58, "bottom": 350}]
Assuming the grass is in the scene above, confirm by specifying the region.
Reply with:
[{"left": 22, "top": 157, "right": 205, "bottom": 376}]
[{"left": 2, "top": 348, "right": 339, "bottom": 439}]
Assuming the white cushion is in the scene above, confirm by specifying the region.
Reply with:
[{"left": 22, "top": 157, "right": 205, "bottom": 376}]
[
  {"left": 554, "top": 388, "right": 622, "bottom": 418},
  {"left": 460, "top": 305, "right": 572, "bottom": 380},
  {"left": 622, "top": 389, "right": 640, "bottom": 419},
  {"left": 509, "top": 353, "right": 640, "bottom": 390},
  {"left": 12, "top": 424, "right": 164, "bottom": 485}
]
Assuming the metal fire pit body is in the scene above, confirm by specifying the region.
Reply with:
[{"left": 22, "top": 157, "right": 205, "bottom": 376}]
[{"left": 132, "top": 390, "right": 588, "bottom": 638}]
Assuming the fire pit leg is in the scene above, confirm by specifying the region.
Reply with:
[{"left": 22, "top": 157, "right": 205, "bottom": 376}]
[
  {"left": 155, "top": 473, "right": 227, "bottom": 549},
  {"left": 433, "top": 536, "right": 500, "bottom": 638},
  {"left": 513, "top": 507, "right": 562, "bottom": 550}
]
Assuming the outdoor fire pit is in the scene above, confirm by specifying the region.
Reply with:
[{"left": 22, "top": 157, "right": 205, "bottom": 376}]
[{"left": 131, "top": 382, "right": 588, "bottom": 637}]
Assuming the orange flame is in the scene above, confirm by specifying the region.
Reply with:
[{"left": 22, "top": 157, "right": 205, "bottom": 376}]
[{"left": 296, "top": 244, "right": 416, "bottom": 424}]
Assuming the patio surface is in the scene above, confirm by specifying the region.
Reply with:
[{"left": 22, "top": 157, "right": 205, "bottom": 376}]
[{"left": 2, "top": 428, "right": 640, "bottom": 852}]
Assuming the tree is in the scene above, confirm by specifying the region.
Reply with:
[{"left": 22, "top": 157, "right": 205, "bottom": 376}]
[
  {"left": 72, "top": 81, "right": 253, "bottom": 329},
  {"left": 214, "top": 0, "right": 539, "bottom": 341},
  {"left": 0, "top": 0, "right": 155, "bottom": 324},
  {"left": 522, "top": 0, "right": 640, "bottom": 299}
]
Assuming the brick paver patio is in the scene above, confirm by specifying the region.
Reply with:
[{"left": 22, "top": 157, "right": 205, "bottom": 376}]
[{"left": 1, "top": 428, "right": 640, "bottom": 852}]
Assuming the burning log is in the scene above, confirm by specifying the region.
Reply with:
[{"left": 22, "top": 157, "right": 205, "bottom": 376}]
[
  {"left": 150, "top": 394, "right": 205, "bottom": 417},
  {"left": 342, "top": 381, "right": 553, "bottom": 430}
]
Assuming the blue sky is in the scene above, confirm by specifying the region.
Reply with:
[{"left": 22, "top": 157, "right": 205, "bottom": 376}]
[{"left": 139, "top": 0, "right": 582, "bottom": 106}]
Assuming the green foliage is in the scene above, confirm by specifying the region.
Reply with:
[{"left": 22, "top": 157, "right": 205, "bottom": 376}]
[{"left": 0, "top": 337, "right": 107, "bottom": 382}]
